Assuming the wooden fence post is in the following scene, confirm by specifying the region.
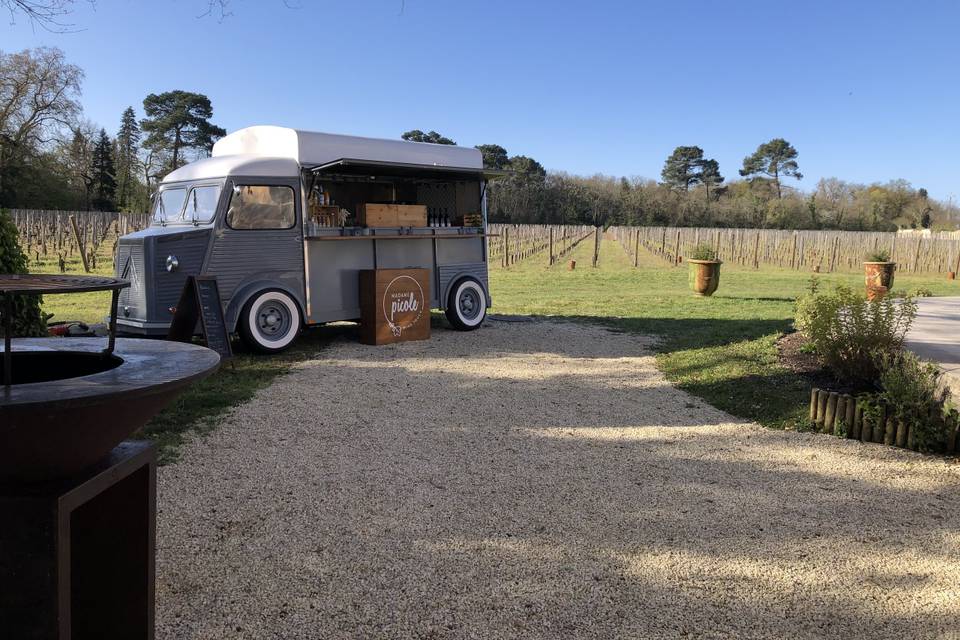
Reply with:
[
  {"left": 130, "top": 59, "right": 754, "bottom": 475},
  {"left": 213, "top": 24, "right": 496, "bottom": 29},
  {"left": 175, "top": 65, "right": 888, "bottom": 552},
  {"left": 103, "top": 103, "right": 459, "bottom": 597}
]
[
  {"left": 69, "top": 214, "right": 91, "bottom": 273},
  {"left": 634, "top": 229, "right": 640, "bottom": 267},
  {"left": 592, "top": 227, "right": 600, "bottom": 267},
  {"left": 790, "top": 232, "right": 798, "bottom": 270},
  {"left": 675, "top": 229, "right": 682, "bottom": 265},
  {"left": 502, "top": 227, "right": 509, "bottom": 267},
  {"left": 548, "top": 227, "right": 554, "bottom": 265},
  {"left": 752, "top": 231, "right": 761, "bottom": 269}
]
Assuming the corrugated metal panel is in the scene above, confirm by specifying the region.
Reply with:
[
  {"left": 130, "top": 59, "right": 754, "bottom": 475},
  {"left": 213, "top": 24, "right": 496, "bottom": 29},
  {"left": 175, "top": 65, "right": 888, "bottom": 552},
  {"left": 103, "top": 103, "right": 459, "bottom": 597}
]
[
  {"left": 438, "top": 262, "right": 489, "bottom": 307},
  {"left": 205, "top": 230, "right": 304, "bottom": 303},
  {"left": 152, "top": 230, "right": 211, "bottom": 319}
]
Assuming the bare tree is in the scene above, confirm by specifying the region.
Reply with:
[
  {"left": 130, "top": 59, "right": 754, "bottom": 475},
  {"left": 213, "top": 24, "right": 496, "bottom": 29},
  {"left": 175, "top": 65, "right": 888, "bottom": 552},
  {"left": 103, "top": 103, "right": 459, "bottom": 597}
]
[
  {"left": 0, "top": 46, "right": 83, "bottom": 201},
  {"left": 3, "top": 0, "right": 300, "bottom": 28},
  {"left": 1, "top": 0, "right": 83, "bottom": 31},
  {"left": 60, "top": 119, "right": 96, "bottom": 210}
]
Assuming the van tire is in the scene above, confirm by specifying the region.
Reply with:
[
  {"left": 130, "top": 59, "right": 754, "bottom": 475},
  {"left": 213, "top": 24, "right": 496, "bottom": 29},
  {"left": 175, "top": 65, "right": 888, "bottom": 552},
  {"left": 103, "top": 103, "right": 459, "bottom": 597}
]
[
  {"left": 445, "top": 278, "right": 486, "bottom": 331},
  {"left": 238, "top": 289, "right": 301, "bottom": 353}
]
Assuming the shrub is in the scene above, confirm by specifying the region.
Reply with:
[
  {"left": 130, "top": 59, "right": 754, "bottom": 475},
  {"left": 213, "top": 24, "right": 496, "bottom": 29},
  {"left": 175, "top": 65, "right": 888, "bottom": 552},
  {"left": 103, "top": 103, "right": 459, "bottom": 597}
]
[
  {"left": 866, "top": 249, "right": 892, "bottom": 262},
  {"left": 875, "top": 350, "right": 953, "bottom": 451},
  {"left": 689, "top": 244, "right": 717, "bottom": 261},
  {"left": 795, "top": 284, "right": 917, "bottom": 389},
  {"left": 0, "top": 210, "right": 48, "bottom": 337}
]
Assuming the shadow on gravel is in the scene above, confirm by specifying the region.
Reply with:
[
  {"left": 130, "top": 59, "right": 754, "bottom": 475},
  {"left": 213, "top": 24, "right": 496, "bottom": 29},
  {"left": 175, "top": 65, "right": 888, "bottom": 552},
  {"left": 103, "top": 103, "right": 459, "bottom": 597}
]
[{"left": 156, "top": 320, "right": 960, "bottom": 639}]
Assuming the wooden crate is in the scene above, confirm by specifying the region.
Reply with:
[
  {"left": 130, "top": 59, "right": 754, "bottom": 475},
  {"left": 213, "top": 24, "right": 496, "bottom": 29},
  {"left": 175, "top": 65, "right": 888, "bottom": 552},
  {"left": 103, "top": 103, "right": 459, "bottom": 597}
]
[
  {"left": 357, "top": 203, "right": 427, "bottom": 228},
  {"left": 359, "top": 268, "right": 431, "bottom": 345},
  {"left": 309, "top": 205, "right": 342, "bottom": 227}
]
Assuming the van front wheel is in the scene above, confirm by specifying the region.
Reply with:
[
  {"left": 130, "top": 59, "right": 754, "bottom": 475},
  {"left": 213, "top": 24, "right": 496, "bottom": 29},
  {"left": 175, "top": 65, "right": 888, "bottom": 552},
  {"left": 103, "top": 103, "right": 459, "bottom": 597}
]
[
  {"left": 445, "top": 278, "right": 486, "bottom": 331},
  {"left": 239, "top": 289, "right": 301, "bottom": 353}
]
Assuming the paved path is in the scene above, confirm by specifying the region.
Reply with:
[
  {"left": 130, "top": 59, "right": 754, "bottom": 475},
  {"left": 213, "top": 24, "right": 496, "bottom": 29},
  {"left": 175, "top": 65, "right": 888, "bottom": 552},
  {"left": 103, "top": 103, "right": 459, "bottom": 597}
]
[
  {"left": 156, "top": 320, "right": 960, "bottom": 639},
  {"left": 906, "top": 296, "right": 960, "bottom": 396}
]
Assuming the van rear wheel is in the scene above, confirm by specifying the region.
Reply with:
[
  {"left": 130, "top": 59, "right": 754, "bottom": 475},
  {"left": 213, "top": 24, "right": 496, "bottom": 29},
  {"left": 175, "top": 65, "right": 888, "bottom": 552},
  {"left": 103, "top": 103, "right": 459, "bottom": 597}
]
[
  {"left": 239, "top": 289, "right": 301, "bottom": 353},
  {"left": 445, "top": 278, "right": 486, "bottom": 331}
]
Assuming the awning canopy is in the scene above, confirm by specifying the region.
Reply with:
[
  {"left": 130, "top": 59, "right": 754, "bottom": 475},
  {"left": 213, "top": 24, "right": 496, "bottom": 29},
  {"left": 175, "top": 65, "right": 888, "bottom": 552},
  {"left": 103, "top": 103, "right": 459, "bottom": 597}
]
[{"left": 309, "top": 158, "right": 510, "bottom": 182}]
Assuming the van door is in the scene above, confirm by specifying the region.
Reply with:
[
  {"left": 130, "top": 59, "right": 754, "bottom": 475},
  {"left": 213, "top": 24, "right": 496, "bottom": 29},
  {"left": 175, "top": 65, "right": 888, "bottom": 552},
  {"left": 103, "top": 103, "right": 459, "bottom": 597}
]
[{"left": 205, "top": 178, "right": 306, "bottom": 328}]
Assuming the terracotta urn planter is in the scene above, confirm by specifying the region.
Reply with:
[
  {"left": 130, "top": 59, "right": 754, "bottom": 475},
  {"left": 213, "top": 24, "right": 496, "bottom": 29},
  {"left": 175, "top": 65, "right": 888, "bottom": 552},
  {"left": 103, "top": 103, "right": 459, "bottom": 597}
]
[
  {"left": 864, "top": 261, "right": 896, "bottom": 300},
  {"left": 688, "top": 259, "right": 722, "bottom": 297}
]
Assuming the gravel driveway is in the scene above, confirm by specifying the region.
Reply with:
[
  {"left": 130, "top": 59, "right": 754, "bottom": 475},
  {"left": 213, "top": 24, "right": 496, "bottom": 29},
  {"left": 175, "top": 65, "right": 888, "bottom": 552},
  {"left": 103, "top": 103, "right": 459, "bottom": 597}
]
[{"left": 157, "top": 320, "right": 960, "bottom": 639}]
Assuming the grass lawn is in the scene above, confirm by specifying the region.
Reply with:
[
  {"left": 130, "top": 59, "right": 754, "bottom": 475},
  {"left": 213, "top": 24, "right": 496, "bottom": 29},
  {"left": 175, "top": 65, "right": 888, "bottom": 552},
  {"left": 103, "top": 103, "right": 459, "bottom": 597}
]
[
  {"left": 33, "top": 229, "right": 960, "bottom": 461},
  {"left": 487, "top": 235, "right": 959, "bottom": 431}
]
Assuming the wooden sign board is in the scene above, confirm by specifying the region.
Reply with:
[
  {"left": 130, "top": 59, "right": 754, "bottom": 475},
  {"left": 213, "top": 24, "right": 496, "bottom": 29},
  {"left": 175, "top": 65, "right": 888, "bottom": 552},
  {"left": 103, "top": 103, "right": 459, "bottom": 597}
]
[
  {"left": 167, "top": 275, "right": 233, "bottom": 359},
  {"left": 359, "top": 268, "right": 431, "bottom": 345}
]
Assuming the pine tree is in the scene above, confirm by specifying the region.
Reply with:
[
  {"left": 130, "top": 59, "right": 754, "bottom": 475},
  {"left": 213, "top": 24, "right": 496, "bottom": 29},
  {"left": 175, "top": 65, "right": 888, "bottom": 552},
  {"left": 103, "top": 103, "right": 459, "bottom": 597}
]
[
  {"left": 700, "top": 159, "right": 724, "bottom": 202},
  {"left": 91, "top": 128, "right": 116, "bottom": 211},
  {"left": 661, "top": 146, "right": 705, "bottom": 192},
  {"left": 739, "top": 138, "right": 802, "bottom": 199},
  {"left": 141, "top": 91, "right": 226, "bottom": 170},
  {"left": 115, "top": 106, "right": 141, "bottom": 210}
]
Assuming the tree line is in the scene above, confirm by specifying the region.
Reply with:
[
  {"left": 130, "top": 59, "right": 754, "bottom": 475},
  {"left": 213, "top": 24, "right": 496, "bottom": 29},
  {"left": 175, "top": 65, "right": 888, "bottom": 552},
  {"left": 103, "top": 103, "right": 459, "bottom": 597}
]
[
  {"left": 408, "top": 131, "right": 958, "bottom": 232},
  {"left": 0, "top": 47, "right": 225, "bottom": 213},
  {"left": 3, "top": 44, "right": 956, "bottom": 232}
]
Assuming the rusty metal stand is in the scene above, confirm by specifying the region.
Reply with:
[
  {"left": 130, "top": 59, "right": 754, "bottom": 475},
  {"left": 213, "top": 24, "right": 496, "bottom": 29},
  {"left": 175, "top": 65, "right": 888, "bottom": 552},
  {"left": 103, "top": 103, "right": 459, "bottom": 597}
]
[
  {"left": 0, "top": 441, "right": 156, "bottom": 639},
  {"left": 3, "top": 292, "right": 11, "bottom": 385}
]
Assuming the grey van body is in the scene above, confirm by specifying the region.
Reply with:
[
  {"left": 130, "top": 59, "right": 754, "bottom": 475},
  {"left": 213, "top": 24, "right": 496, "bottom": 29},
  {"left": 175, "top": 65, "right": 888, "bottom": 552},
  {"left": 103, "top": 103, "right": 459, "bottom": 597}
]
[{"left": 115, "top": 127, "right": 491, "bottom": 338}]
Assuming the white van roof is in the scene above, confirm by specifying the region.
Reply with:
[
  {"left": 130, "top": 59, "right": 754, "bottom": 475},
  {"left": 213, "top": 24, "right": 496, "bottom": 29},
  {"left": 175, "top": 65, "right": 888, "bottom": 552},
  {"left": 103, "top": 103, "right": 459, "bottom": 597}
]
[
  {"left": 213, "top": 125, "right": 483, "bottom": 170},
  {"left": 162, "top": 155, "right": 299, "bottom": 183}
]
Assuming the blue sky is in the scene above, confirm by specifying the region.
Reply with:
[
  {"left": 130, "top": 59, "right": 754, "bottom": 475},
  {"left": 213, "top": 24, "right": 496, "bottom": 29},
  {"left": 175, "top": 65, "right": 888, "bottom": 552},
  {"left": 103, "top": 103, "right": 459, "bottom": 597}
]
[{"left": 3, "top": 0, "right": 959, "bottom": 200}]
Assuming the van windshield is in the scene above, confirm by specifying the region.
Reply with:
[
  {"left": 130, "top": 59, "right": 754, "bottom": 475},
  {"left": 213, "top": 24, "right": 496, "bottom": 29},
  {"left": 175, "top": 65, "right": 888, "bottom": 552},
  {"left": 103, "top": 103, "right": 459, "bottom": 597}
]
[
  {"left": 153, "top": 188, "right": 187, "bottom": 224},
  {"left": 183, "top": 185, "right": 221, "bottom": 223}
]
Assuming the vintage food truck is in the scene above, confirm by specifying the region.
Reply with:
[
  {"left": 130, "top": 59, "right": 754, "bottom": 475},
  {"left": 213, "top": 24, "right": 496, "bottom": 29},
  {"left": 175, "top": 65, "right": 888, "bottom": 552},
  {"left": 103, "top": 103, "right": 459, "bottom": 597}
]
[{"left": 114, "top": 126, "right": 496, "bottom": 352}]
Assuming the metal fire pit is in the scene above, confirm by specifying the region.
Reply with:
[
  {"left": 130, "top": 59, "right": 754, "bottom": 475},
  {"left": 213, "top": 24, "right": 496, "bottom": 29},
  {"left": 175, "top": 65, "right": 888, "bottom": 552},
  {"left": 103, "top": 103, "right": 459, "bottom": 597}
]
[
  {"left": 0, "top": 273, "right": 220, "bottom": 481},
  {"left": 0, "top": 273, "right": 220, "bottom": 638},
  {"left": 0, "top": 337, "right": 220, "bottom": 482},
  {"left": 0, "top": 273, "right": 128, "bottom": 385}
]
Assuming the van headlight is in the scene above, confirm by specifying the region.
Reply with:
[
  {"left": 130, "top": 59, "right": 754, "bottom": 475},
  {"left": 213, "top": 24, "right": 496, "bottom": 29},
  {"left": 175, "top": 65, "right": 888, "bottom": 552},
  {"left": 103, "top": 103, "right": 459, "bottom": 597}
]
[{"left": 166, "top": 255, "right": 179, "bottom": 272}]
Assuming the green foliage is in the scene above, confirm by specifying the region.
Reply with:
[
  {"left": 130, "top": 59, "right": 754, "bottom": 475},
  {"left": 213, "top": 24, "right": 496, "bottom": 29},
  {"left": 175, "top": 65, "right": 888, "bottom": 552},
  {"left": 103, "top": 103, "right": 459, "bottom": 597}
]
[
  {"left": 662, "top": 146, "right": 706, "bottom": 192},
  {"left": 507, "top": 155, "right": 546, "bottom": 181},
  {"left": 475, "top": 144, "right": 509, "bottom": 169},
  {"left": 690, "top": 244, "right": 718, "bottom": 261},
  {"left": 91, "top": 128, "right": 116, "bottom": 211},
  {"left": 794, "top": 284, "right": 917, "bottom": 389},
  {"left": 798, "top": 341, "right": 817, "bottom": 355},
  {"left": 739, "top": 138, "right": 802, "bottom": 199},
  {"left": 699, "top": 158, "right": 724, "bottom": 199},
  {"left": 874, "top": 350, "right": 953, "bottom": 451},
  {"left": 115, "top": 106, "right": 142, "bottom": 210},
  {"left": 866, "top": 249, "right": 891, "bottom": 262},
  {"left": 487, "top": 159, "right": 958, "bottom": 229},
  {"left": 401, "top": 129, "right": 455, "bottom": 145},
  {"left": 0, "top": 210, "right": 47, "bottom": 336},
  {"left": 141, "top": 90, "right": 226, "bottom": 170},
  {"left": 660, "top": 146, "right": 724, "bottom": 196},
  {"left": 913, "top": 287, "right": 933, "bottom": 297}
]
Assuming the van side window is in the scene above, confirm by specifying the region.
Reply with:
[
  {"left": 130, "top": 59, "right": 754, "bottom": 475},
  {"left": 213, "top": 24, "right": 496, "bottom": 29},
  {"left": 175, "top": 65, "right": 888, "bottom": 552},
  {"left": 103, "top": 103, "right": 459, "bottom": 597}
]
[{"left": 226, "top": 185, "right": 296, "bottom": 230}]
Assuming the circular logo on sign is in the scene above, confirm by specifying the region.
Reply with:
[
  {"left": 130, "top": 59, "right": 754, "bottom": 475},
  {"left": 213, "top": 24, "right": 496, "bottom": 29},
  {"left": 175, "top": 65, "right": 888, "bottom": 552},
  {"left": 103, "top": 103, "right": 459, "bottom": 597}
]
[{"left": 382, "top": 275, "right": 425, "bottom": 337}]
